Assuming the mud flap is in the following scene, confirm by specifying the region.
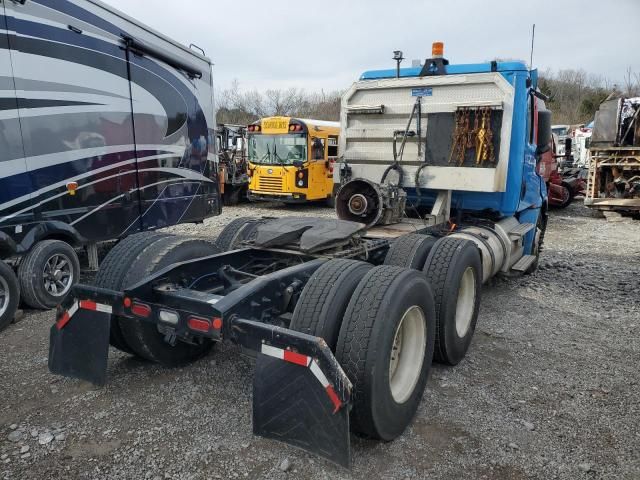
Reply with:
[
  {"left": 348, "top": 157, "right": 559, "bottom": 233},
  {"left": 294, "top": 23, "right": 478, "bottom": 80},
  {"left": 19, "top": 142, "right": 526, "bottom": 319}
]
[
  {"left": 48, "top": 303, "right": 111, "bottom": 386},
  {"left": 253, "top": 353, "right": 351, "bottom": 468}
]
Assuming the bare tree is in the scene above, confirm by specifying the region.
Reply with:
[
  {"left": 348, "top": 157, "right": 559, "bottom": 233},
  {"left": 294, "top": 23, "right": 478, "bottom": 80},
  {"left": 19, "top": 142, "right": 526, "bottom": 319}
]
[{"left": 216, "top": 83, "right": 343, "bottom": 125}]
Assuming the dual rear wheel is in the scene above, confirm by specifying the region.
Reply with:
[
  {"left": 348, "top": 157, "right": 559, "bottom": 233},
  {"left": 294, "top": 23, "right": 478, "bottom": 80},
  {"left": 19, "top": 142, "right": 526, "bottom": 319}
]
[
  {"left": 291, "top": 260, "right": 436, "bottom": 440},
  {"left": 291, "top": 233, "right": 482, "bottom": 439}
]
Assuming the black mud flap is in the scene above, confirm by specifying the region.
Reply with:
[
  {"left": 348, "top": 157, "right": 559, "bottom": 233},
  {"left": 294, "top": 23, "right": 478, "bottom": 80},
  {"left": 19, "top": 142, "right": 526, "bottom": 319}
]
[
  {"left": 48, "top": 301, "right": 111, "bottom": 386},
  {"left": 253, "top": 353, "right": 351, "bottom": 468}
]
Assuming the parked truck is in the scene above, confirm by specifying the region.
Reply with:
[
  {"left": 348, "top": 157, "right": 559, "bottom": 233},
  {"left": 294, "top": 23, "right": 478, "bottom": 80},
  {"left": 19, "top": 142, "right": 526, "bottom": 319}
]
[
  {"left": 216, "top": 124, "right": 249, "bottom": 206},
  {"left": 585, "top": 97, "right": 640, "bottom": 218},
  {"left": 49, "top": 43, "right": 551, "bottom": 467},
  {"left": 0, "top": 0, "right": 219, "bottom": 331}
]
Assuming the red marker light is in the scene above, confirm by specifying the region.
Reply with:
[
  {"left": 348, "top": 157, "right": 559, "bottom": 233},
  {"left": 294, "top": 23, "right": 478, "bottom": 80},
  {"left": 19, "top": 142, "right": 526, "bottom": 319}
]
[
  {"left": 188, "top": 316, "right": 210, "bottom": 333},
  {"left": 212, "top": 317, "right": 223, "bottom": 330},
  {"left": 131, "top": 302, "right": 151, "bottom": 317}
]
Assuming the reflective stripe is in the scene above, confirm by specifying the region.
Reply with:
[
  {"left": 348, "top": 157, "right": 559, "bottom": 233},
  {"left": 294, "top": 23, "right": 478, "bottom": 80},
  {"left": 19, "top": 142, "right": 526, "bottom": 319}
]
[
  {"left": 260, "top": 344, "right": 342, "bottom": 411},
  {"left": 261, "top": 343, "right": 285, "bottom": 360},
  {"left": 55, "top": 300, "right": 78, "bottom": 330},
  {"left": 79, "top": 299, "right": 112, "bottom": 314},
  {"left": 310, "top": 359, "right": 329, "bottom": 388},
  {"left": 283, "top": 349, "right": 310, "bottom": 367}
]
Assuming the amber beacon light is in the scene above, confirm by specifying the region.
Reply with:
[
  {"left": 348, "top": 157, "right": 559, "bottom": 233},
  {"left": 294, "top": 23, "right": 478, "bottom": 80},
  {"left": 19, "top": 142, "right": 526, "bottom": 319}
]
[{"left": 432, "top": 42, "right": 444, "bottom": 58}]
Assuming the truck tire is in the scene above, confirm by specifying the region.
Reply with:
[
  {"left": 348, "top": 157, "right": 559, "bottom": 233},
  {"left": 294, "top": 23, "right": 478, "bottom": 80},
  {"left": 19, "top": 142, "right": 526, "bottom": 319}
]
[
  {"left": 0, "top": 261, "right": 20, "bottom": 333},
  {"left": 94, "top": 232, "right": 172, "bottom": 353},
  {"left": 18, "top": 240, "right": 80, "bottom": 309},
  {"left": 290, "top": 259, "right": 372, "bottom": 350},
  {"left": 118, "top": 236, "right": 221, "bottom": 366},
  {"left": 223, "top": 186, "right": 242, "bottom": 206},
  {"left": 383, "top": 234, "right": 437, "bottom": 270},
  {"left": 215, "top": 217, "right": 263, "bottom": 251},
  {"left": 422, "top": 237, "right": 482, "bottom": 366},
  {"left": 335, "top": 265, "right": 436, "bottom": 440},
  {"left": 526, "top": 208, "right": 548, "bottom": 274}
]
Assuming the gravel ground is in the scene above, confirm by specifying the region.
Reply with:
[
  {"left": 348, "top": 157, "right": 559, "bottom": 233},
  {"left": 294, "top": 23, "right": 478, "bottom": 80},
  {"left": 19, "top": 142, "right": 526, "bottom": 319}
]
[{"left": 1, "top": 201, "right": 639, "bottom": 480}]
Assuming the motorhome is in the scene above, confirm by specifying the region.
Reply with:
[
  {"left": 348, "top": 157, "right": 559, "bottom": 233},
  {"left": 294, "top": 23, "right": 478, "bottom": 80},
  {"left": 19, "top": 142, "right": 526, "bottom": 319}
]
[{"left": 0, "top": 0, "right": 219, "bottom": 329}]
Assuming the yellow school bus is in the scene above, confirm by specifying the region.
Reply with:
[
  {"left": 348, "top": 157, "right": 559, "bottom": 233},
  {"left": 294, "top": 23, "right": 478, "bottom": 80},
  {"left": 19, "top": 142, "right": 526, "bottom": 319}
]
[{"left": 247, "top": 117, "right": 340, "bottom": 204}]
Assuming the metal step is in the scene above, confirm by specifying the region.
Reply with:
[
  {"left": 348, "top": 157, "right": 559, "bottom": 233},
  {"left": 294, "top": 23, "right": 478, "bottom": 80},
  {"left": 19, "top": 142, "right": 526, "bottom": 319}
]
[
  {"left": 511, "top": 255, "right": 537, "bottom": 272},
  {"left": 508, "top": 222, "right": 535, "bottom": 240}
]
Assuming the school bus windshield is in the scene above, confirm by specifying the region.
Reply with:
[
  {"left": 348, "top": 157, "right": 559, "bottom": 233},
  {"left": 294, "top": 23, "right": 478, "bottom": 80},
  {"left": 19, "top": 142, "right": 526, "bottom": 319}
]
[{"left": 248, "top": 134, "right": 307, "bottom": 165}]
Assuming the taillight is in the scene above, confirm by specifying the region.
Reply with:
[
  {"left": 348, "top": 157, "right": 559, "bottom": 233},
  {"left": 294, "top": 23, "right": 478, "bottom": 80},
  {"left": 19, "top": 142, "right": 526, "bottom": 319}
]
[
  {"left": 212, "top": 317, "right": 223, "bottom": 330},
  {"left": 187, "top": 316, "right": 210, "bottom": 333},
  {"left": 131, "top": 302, "right": 151, "bottom": 318}
]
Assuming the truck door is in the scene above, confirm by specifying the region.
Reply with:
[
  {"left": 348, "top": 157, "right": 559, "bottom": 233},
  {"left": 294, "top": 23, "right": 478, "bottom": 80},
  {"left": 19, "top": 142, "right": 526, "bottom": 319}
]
[
  {"left": 3, "top": 0, "right": 142, "bottom": 240},
  {"left": 0, "top": 5, "right": 32, "bottom": 234},
  {"left": 124, "top": 43, "right": 214, "bottom": 232}
]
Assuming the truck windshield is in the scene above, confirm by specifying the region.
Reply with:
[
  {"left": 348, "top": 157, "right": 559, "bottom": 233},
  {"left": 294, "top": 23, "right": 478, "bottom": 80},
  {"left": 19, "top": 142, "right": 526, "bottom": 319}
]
[{"left": 248, "top": 134, "right": 307, "bottom": 165}]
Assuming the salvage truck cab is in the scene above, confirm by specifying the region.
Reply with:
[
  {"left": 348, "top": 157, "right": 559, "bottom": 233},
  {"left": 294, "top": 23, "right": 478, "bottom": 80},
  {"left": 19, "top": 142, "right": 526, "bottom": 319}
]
[{"left": 49, "top": 43, "right": 550, "bottom": 467}]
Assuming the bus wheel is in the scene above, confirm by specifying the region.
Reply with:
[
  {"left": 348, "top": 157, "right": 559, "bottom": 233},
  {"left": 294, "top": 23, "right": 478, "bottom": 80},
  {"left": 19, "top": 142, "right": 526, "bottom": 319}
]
[
  {"left": 0, "top": 261, "right": 20, "bottom": 333},
  {"left": 290, "top": 259, "right": 372, "bottom": 350},
  {"left": 325, "top": 195, "right": 336, "bottom": 208},
  {"left": 118, "top": 236, "right": 221, "bottom": 366},
  {"left": 422, "top": 237, "right": 482, "bottom": 366},
  {"left": 18, "top": 240, "right": 80, "bottom": 309},
  {"left": 336, "top": 266, "right": 435, "bottom": 440},
  {"left": 223, "top": 186, "right": 242, "bottom": 206}
]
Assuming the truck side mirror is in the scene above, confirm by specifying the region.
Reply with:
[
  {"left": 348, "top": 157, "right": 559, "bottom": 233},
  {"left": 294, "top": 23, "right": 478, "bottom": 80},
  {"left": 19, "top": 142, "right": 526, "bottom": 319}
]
[{"left": 536, "top": 110, "right": 552, "bottom": 155}]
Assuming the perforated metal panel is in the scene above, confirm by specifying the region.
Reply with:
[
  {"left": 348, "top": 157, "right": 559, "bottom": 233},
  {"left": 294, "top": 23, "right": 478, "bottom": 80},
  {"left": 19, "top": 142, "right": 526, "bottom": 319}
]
[{"left": 339, "top": 73, "right": 515, "bottom": 192}]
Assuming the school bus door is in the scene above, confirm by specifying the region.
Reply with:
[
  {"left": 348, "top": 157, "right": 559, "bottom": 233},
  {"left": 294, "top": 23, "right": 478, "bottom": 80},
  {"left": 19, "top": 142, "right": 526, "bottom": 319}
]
[{"left": 308, "top": 136, "right": 330, "bottom": 200}]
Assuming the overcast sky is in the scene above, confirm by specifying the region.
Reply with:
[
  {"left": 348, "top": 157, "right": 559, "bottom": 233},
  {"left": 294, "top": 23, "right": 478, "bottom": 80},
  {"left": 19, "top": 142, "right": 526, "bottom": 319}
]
[{"left": 104, "top": 0, "right": 640, "bottom": 93}]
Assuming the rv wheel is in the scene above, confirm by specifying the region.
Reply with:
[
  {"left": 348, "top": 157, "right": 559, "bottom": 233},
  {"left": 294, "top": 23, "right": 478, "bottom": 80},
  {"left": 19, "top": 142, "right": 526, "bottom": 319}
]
[
  {"left": 0, "top": 261, "right": 20, "bottom": 332},
  {"left": 290, "top": 259, "right": 372, "bottom": 350},
  {"left": 336, "top": 266, "right": 435, "bottom": 440},
  {"left": 18, "top": 240, "right": 80, "bottom": 310}
]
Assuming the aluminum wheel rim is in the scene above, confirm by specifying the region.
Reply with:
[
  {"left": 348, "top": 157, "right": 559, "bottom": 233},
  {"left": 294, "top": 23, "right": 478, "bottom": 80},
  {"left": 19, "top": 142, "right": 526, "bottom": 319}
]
[
  {"left": 389, "top": 305, "right": 427, "bottom": 404},
  {"left": 43, "top": 253, "right": 73, "bottom": 297},
  {"left": 455, "top": 267, "right": 476, "bottom": 338},
  {"left": 0, "top": 274, "right": 9, "bottom": 317}
]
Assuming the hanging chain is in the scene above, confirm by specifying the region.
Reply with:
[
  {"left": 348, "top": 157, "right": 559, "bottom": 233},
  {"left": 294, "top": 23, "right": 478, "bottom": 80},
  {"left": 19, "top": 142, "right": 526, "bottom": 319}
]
[
  {"left": 475, "top": 107, "right": 495, "bottom": 166},
  {"left": 450, "top": 107, "right": 495, "bottom": 167},
  {"left": 449, "top": 108, "right": 470, "bottom": 165}
]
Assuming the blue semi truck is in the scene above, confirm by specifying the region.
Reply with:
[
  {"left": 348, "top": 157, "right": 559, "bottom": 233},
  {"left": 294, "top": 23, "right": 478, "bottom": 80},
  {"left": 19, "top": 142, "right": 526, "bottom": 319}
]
[{"left": 48, "top": 43, "right": 551, "bottom": 467}]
